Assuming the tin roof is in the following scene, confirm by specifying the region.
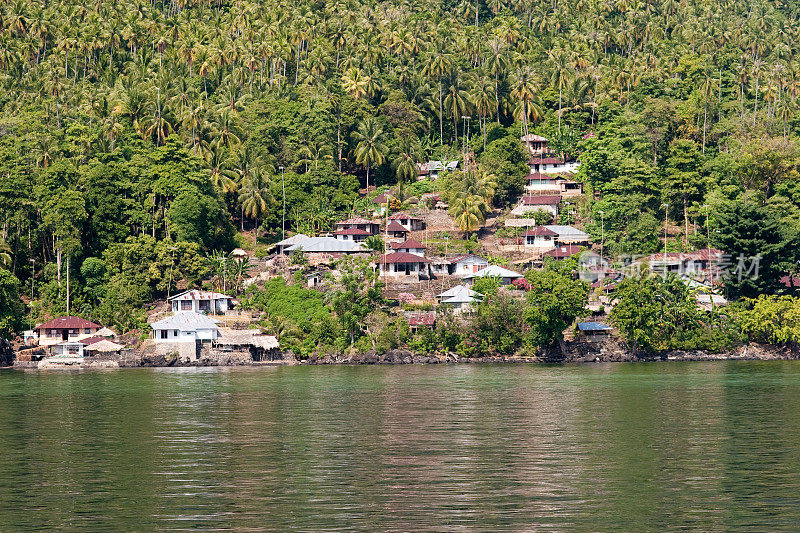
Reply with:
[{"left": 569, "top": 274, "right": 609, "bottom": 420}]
[
  {"left": 150, "top": 312, "right": 220, "bottom": 331},
  {"left": 522, "top": 227, "right": 558, "bottom": 237},
  {"left": 334, "top": 228, "right": 372, "bottom": 235},
  {"left": 336, "top": 217, "right": 377, "bottom": 226},
  {"left": 407, "top": 311, "right": 436, "bottom": 326},
  {"left": 388, "top": 211, "right": 422, "bottom": 221},
  {"left": 578, "top": 322, "right": 612, "bottom": 332},
  {"left": 380, "top": 252, "right": 431, "bottom": 264},
  {"left": 386, "top": 221, "right": 409, "bottom": 233},
  {"left": 391, "top": 239, "right": 426, "bottom": 250},
  {"left": 521, "top": 195, "right": 561, "bottom": 205},
  {"left": 35, "top": 316, "right": 101, "bottom": 331},
  {"left": 168, "top": 289, "right": 232, "bottom": 301}
]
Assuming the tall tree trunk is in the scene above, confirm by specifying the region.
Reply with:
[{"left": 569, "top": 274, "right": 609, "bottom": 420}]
[
  {"left": 56, "top": 244, "right": 62, "bottom": 287},
  {"left": 702, "top": 97, "right": 708, "bottom": 154},
  {"left": 438, "top": 80, "right": 443, "bottom": 144},
  {"left": 66, "top": 254, "right": 70, "bottom": 315},
  {"left": 683, "top": 194, "right": 689, "bottom": 246}
]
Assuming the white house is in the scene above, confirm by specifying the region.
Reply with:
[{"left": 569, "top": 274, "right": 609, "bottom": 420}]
[
  {"left": 529, "top": 156, "right": 580, "bottom": 174},
  {"left": 544, "top": 225, "right": 591, "bottom": 245},
  {"left": 376, "top": 252, "right": 431, "bottom": 278},
  {"left": 390, "top": 238, "right": 426, "bottom": 256},
  {"left": 334, "top": 217, "right": 380, "bottom": 241},
  {"left": 437, "top": 285, "right": 482, "bottom": 314},
  {"left": 169, "top": 290, "right": 234, "bottom": 314},
  {"left": 150, "top": 312, "right": 220, "bottom": 344},
  {"left": 522, "top": 227, "right": 557, "bottom": 250},
  {"left": 464, "top": 264, "right": 524, "bottom": 285},
  {"left": 520, "top": 134, "right": 548, "bottom": 155},
  {"left": 419, "top": 160, "right": 458, "bottom": 179},
  {"left": 388, "top": 212, "right": 425, "bottom": 231},
  {"left": 449, "top": 254, "right": 489, "bottom": 276},
  {"left": 511, "top": 195, "right": 561, "bottom": 217},
  {"left": 285, "top": 237, "right": 365, "bottom": 253},
  {"left": 525, "top": 173, "right": 562, "bottom": 193}
]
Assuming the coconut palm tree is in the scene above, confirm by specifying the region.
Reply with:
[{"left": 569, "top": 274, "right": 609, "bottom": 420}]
[
  {"left": 239, "top": 168, "right": 273, "bottom": 245},
  {"left": 352, "top": 117, "right": 388, "bottom": 191},
  {"left": 393, "top": 136, "right": 421, "bottom": 186},
  {"left": 450, "top": 193, "right": 485, "bottom": 236}
]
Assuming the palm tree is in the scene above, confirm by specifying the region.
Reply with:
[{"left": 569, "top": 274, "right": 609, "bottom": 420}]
[
  {"left": 239, "top": 168, "right": 273, "bottom": 245},
  {"left": 548, "top": 48, "right": 572, "bottom": 131},
  {"left": 511, "top": 66, "right": 540, "bottom": 138},
  {"left": 444, "top": 70, "right": 469, "bottom": 144},
  {"left": 468, "top": 72, "right": 496, "bottom": 149},
  {"left": 352, "top": 117, "right": 388, "bottom": 191},
  {"left": 207, "top": 144, "right": 238, "bottom": 194},
  {"left": 423, "top": 44, "right": 453, "bottom": 144},
  {"left": 450, "top": 193, "right": 485, "bottom": 236},
  {"left": 393, "top": 136, "right": 421, "bottom": 186},
  {"left": 364, "top": 235, "right": 385, "bottom": 253}
]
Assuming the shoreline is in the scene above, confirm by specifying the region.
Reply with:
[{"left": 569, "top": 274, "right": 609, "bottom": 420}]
[{"left": 9, "top": 342, "right": 799, "bottom": 369}]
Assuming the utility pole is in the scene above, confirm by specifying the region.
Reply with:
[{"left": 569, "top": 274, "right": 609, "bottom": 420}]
[{"left": 279, "top": 166, "right": 286, "bottom": 241}]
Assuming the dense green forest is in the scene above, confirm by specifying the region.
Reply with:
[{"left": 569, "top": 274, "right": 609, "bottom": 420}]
[{"left": 2, "top": 0, "right": 800, "bottom": 344}]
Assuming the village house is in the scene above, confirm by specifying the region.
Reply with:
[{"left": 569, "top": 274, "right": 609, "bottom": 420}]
[
  {"left": 386, "top": 220, "right": 410, "bottom": 239},
  {"left": 215, "top": 328, "right": 281, "bottom": 361},
  {"left": 48, "top": 336, "right": 123, "bottom": 358},
  {"left": 644, "top": 248, "right": 723, "bottom": 281},
  {"left": 529, "top": 156, "right": 580, "bottom": 175},
  {"left": 334, "top": 217, "right": 380, "bottom": 242},
  {"left": 388, "top": 212, "right": 425, "bottom": 231},
  {"left": 390, "top": 238, "right": 426, "bottom": 256},
  {"left": 543, "top": 244, "right": 583, "bottom": 261},
  {"left": 449, "top": 254, "right": 489, "bottom": 276},
  {"left": 285, "top": 237, "right": 365, "bottom": 254},
  {"left": 545, "top": 225, "right": 591, "bottom": 246},
  {"left": 559, "top": 179, "right": 583, "bottom": 197},
  {"left": 33, "top": 316, "right": 103, "bottom": 347},
  {"left": 523, "top": 226, "right": 557, "bottom": 251},
  {"left": 151, "top": 312, "right": 219, "bottom": 343},
  {"left": 418, "top": 160, "right": 458, "bottom": 179},
  {"left": 525, "top": 173, "right": 562, "bottom": 194},
  {"left": 376, "top": 252, "right": 431, "bottom": 279},
  {"left": 407, "top": 311, "right": 436, "bottom": 331},
  {"left": 273, "top": 234, "right": 313, "bottom": 255},
  {"left": 437, "top": 285, "right": 482, "bottom": 314},
  {"left": 512, "top": 195, "right": 561, "bottom": 217},
  {"left": 520, "top": 133, "right": 548, "bottom": 155},
  {"left": 464, "top": 264, "right": 524, "bottom": 285},
  {"left": 577, "top": 321, "right": 613, "bottom": 340},
  {"left": 169, "top": 289, "right": 234, "bottom": 315}
]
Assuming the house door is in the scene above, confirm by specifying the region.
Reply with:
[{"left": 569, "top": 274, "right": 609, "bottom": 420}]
[
  {"left": 404, "top": 263, "right": 411, "bottom": 275},
  {"left": 62, "top": 330, "right": 68, "bottom": 341}
]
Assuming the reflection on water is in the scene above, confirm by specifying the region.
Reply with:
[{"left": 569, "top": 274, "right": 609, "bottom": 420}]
[{"left": 2, "top": 362, "right": 800, "bottom": 531}]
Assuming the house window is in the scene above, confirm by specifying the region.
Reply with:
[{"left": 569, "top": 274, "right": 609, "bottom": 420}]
[
  {"left": 84, "top": 328, "right": 91, "bottom": 334},
  {"left": 174, "top": 330, "right": 179, "bottom": 336},
  {"left": 68, "top": 345, "right": 80, "bottom": 355},
  {"left": 181, "top": 300, "right": 192, "bottom": 310},
  {"left": 160, "top": 330, "right": 168, "bottom": 339}
]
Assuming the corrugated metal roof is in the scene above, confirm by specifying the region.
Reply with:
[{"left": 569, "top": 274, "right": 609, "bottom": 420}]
[
  {"left": 285, "top": 237, "right": 364, "bottom": 253},
  {"left": 577, "top": 322, "right": 612, "bottom": 332},
  {"left": 464, "top": 265, "right": 523, "bottom": 279},
  {"left": 169, "top": 289, "right": 232, "bottom": 301},
  {"left": 150, "top": 312, "right": 220, "bottom": 331},
  {"left": 35, "top": 316, "right": 101, "bottom": 331},
  {"left": 380, "top": 252, "right": 430, "bottom": 264}
]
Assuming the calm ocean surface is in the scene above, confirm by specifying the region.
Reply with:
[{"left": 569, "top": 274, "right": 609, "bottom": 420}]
[{"left": 2, "top": 362, "right": 800, "bottom": 531}]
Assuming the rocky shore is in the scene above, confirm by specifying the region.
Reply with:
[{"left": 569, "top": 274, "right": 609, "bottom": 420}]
[
  {"left": 10, "top": 340, "right": 800, "bottom": 369},
  {"left": 302, "top": 341, "right": 800, "bottom": 365}
]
